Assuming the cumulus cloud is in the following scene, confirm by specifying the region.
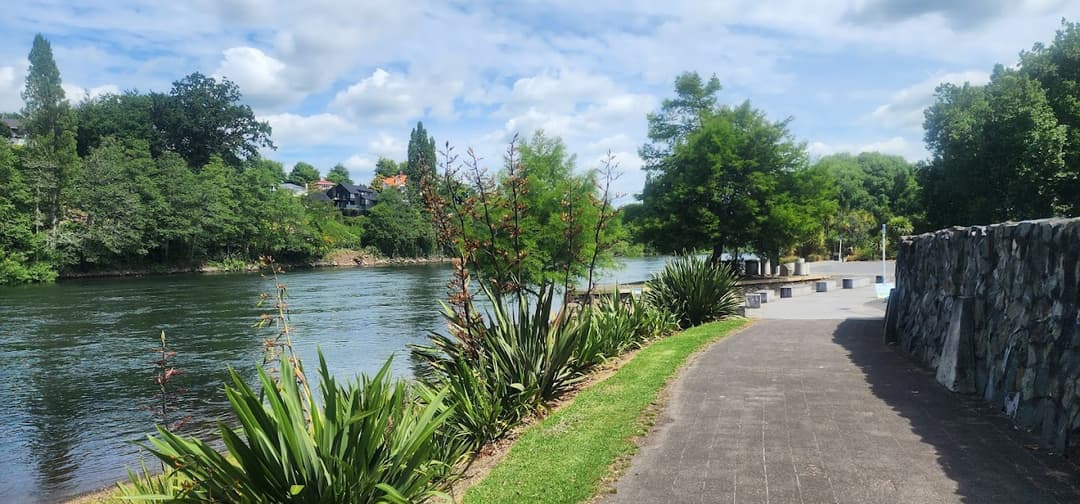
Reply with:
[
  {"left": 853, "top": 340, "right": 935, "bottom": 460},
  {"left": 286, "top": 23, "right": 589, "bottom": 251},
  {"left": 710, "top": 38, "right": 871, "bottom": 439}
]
[
  {"left": 62, "top": 83, "right": 120, "bottom": 104},
  {"left": 261, "top": 113, "right": 358, "bottom": 147},
  {"left": 871, "top": 71, "right": 990, "bottom": 130},
  {"left": 342, "top": 154, "right": 377, "bottom": 185},
  {"left": 213, "top": 46, "right": 300, "bottom": 109},
  {"left": 367, "top": 133, "right": 405, "bottom": 159},
  {"left": 0, "top": 66, "right": 22, "bottom": 112},
  {"left": 331, "top": 68, "right": 462, "bottom": 124}
]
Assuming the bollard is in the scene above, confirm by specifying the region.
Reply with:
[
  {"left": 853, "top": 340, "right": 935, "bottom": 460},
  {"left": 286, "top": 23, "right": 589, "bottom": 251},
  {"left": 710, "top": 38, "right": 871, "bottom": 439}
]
[
  {"left": 875, "top": 275, "right": 885, "bottom": 284},
  {"left": 780, "top": 287, "right": 793, "bottom": 298},
  {"left": 756, "top": 290, "right": 770, "bottom": 303},
  {"left": 842, "top": 278, "right": 854, "bottom": 289},
  {"left": 745, "top": 293, "right": 761, "bottom": 309},
  {"left": 815, "top": 281, "right": 829, "bottom": 292}
]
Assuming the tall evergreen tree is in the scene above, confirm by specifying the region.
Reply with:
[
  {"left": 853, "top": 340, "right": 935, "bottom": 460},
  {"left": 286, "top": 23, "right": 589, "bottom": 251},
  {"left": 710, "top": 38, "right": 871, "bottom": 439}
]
[
  {"left": 21, "top": 33, "right": 79, "bottom": 232},
  {"left": 406, "top": 121, "right": 436, "bottom": 192}
]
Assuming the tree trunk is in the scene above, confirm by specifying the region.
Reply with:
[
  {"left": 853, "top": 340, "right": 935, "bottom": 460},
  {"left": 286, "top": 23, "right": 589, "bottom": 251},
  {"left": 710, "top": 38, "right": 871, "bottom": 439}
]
[{"left": 709, "top": 243, "right": 724, "bottom": 265}]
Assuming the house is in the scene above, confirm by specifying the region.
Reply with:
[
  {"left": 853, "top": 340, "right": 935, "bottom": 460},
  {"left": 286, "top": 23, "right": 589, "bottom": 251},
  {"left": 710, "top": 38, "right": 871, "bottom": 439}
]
[
  {"left": 383, "top": 173, "right": 407, "bottom": 189},
  {"left": 312, "top": 179, "right": 336, "bottom": 192},
  {"left": 0, "top": 118, "right": 26, "bottom": 146},
  {"left": 326, "top": 183, "right": 378, "bottom": 215},
  {"left": 278, "top": 182, "right": 307, "bottom": 196}
]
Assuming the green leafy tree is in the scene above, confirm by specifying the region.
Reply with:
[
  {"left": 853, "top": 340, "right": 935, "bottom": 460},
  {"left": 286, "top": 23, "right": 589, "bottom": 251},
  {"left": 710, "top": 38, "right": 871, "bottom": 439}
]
[
  {"left": 153, "top": 72, "right": 274, "bottom": 168},
  {"left": 922, "top": 67, "right": 1066, "bottom": 227},
  {"left": 638, "top": 99, "right": 814, "bottom": 264},
  {"left": 75, "top": 91, "right": 159, "bottom": 157},
  {"left": 406, "top": 121, "right": 436, "bottom": 192},
  {"left": 1018, "top": 20, "right": 1080, "bottom": 215},
  {"left": 286, "top": 161, "right": 320, "bottom": 187},
  {"left": 0, "top": 139, "right": 55, "bottom": 283},
  {"left": 326, "top": 163, "right": 353, "bottom": 184},
  {"left": 22, "top": 33, "right": 80, "bottom": 231},
  {"left": 640, "top": 71, "right": 722, "bottom": 172},
  {"left": 363, "top": 187, "right": 435, "bottom": 257},
  {"left": 68, "top": 138, "right": 161, "bottom": 266}
]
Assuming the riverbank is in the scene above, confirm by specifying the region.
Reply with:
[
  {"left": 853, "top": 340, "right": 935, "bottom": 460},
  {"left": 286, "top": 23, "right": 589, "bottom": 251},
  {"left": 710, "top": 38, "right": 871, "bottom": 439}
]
[{"left": 54, "top": 250, "right": 453, "bottom": 280}]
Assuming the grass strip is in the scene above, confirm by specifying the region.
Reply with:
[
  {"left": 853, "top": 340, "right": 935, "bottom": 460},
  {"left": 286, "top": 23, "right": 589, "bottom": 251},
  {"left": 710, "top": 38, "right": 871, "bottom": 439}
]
[{"left": 461, "top": 318, "right": 749, "bottom": 504}]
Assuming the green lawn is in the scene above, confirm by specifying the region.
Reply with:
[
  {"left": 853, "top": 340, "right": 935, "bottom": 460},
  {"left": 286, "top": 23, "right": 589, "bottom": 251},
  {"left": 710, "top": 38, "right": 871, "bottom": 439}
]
[{"left": 462, "top": 318, "right": 749, "bottom": 504}]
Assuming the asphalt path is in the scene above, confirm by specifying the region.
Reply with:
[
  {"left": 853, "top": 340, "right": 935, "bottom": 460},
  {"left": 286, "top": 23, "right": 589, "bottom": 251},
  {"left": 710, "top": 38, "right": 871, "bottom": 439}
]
[{"left": 604, "top": 284, "right": 1080, "bottom": 503}]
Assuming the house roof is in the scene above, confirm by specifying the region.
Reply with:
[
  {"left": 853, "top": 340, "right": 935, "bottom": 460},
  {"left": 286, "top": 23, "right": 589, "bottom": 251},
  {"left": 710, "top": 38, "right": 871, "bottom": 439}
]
[
  {"left": 313, "top": 179, "right": 336, "bottom": 187},
  {"left": 0, "top": 118, "right": 21, "bottom": 130},
  {"left": 383, "top": 173, "right": 407, "bottom": 187},
  {"left": 337, "top": 182, "right": 376, "bottom": 196},
  {"left": 308, "top": 190, "right": 331, "bottom": 201}
]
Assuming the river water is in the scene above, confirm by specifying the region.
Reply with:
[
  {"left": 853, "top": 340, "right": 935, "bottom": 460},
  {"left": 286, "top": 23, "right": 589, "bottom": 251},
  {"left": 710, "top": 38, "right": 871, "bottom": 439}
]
[{"left": 0, "top": 257, "right": 670, "bottom": 503}]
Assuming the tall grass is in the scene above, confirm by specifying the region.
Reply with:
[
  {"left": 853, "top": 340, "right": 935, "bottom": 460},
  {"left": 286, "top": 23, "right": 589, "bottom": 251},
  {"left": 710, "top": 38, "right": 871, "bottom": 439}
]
[{"left": 646, "top": 255, "right": 741, "bottom": 328}]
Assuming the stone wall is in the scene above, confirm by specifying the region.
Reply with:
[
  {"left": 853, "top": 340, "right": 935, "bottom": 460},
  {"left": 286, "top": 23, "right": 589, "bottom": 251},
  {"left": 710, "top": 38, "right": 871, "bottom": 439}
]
[{"left": 885, "top": 218, "right": 1080, "bottom": 457}]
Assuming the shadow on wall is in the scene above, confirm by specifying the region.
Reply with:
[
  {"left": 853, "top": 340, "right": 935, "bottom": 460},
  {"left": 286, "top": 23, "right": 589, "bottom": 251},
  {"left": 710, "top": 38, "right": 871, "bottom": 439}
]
[{"left": 832, "top": 319, "right": 1080, "bottom": 504}]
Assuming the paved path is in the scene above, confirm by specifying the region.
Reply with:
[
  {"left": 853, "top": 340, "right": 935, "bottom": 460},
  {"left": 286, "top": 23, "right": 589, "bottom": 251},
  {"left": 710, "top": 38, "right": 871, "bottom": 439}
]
[{"left": 605, "top": 288, "right": 1080, "bottom": 503}]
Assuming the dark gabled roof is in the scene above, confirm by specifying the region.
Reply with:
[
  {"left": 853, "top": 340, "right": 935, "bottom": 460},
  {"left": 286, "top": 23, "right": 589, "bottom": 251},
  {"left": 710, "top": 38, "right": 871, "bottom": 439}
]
[
  {"left": 308, "top": 190, "right": 331, "bottom": 201},
  {"left": 0, "top": 118, "right": 21, "bottom": 130},
  {"left": 334, "top": 183, "right": 378, "bottom": 200}
]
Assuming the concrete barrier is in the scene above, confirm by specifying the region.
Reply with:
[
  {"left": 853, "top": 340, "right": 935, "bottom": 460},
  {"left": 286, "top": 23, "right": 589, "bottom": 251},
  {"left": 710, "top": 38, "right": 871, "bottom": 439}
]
[
  {"left": 779, "top": 284, "right": 814, "bottom": 298},
  {"left": 745, "top": 293, "right": 761, "bottom": 308},
  {"left": 756, "top": 290, "right": 771, "bottom": 303},
  {"left": 842, "top": 277, "right": 872, "bottom": 289},
  {"left": 814, "top": 280, "right": 836, "bottom": 292}
]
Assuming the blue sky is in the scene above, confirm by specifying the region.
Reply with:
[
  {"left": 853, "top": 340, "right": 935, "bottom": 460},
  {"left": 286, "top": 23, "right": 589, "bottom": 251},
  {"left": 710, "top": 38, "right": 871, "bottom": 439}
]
[{"left": 2, "top": 0, "right": 1078, "bottom": 201}]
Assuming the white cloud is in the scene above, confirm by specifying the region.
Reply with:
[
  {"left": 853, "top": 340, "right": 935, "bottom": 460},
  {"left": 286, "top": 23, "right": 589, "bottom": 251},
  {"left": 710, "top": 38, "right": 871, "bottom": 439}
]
[
  {"left": 262, "top": 113, "right": 358, "bottom": 147},
  {"left": 0, "top": 66, "right": 22, "bottom": 112},
  {"left": 871, "top": 71, "right": 990, "bottom": 129},
  {"left": 342, "top": 154, "right": 376, "bottom": 185},
  {"left": 367, "top": 133, "right": 404, "bottom": 159},
  {"left": 213, "top": 46, "right": 299, "bottom": 109},
  {"left": 61, "top": 83, "right": 120, "bottom": 104},
  {"left": 808, "top": 135, "right": 928, "bottom": 161},
  {"left": 331, "top": 68, "right": 462, "bottom": 124}
]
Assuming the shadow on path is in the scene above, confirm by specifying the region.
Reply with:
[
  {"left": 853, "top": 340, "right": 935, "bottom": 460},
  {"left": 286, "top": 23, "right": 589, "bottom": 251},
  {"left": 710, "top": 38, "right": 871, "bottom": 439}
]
[{"left": 833, "top": 319, "right": 1080, "bottom": 503}]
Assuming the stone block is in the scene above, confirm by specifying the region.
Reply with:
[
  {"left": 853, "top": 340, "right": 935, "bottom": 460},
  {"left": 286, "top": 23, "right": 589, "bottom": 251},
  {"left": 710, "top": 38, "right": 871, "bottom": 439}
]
[
  {"left": 815, "top": 280, "right": 834, "bottom": 292},
  {"left": 936, "top": 296, "right": 976, "bottom": 394},
  {"left": 756, "top": 290, "right": 770, "bottom": 303},
  {"left": 745, "top": 293, "right": 761, "bottom": 309},
  {"left": 842, "top": 277, "right": 871, "bottom": 289}
]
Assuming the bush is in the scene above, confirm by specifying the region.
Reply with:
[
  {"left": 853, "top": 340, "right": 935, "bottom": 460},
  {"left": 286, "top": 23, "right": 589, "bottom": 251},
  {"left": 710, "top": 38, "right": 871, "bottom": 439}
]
[
  {"left": 575, "top": 287, "right": 678, "bottom": 366},
  {"left": 131, "top": 353, "right": 462, "bottom": 503},
  {"left": 411, "top": 284, "right": 586, "bottom": 447},
  {"left": 646, "top": 255, "right": 741, "bottom": 328}
]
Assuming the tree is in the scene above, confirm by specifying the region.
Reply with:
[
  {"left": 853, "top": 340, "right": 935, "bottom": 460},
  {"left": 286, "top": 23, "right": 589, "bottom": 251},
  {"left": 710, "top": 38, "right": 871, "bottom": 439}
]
[
  {"left": 287, "top": 162, "right": 320, "bottom": 187},
  {"left": 153, "top": 72, "right": 274, "bottom": 168},
  {"left": 638, "top": 99, "right": 815, "bottom": 265},
  {"left": 326, "top": 163, "right": 353, "bottom": 184},
  {"left": 362, "top": 187, "right": 435, "bottom": 257},
  {"left": 921, "top": 67, "right": 1066, "bottom": 228},
  {"left": 22, "top": 33, "right": 80, "bottom": 231},
  {"left": 639, "top": 71, "right": 723, "bottom": 172},
  {"left": 75, "top": 91, "right": 159, "bottom": 157},
  {"left": 370, "top": 157, "right": 404, "bottom": 190},
  {"left": 1019, "top": 20, "right": 1080, "bottom": 215},
  {"left": 406, "top": 121, "right": 436, "bottom": 192},
  {"left": 0, "top": 138, "right": 55, "bottom": 283}
]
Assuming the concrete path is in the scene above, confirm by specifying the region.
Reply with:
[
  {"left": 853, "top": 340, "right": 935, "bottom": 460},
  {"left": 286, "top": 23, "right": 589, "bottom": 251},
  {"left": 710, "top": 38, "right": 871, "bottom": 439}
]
[{"left": 605, "top": 288, "right": 1080, "bottom": 503}]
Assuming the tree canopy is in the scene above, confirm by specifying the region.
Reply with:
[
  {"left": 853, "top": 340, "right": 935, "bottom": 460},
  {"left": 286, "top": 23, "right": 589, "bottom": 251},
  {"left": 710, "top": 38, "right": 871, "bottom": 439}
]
[
  {"left": 636, "top": 74, "right": 829, "bottom": 265},
  {"left": 326, "top": 163, "right": 353, "bottom": 184},
  {"left": 287, "top": 162, "right": 320, "bottom": 186}
]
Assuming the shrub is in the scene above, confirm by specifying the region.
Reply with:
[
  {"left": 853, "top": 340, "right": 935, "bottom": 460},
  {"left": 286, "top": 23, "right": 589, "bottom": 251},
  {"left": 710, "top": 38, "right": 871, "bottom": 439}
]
[
  {"left": 646, "top": 255, "right": 741, "bottom": 328},
  {"left": 575, "top": 287, "right": 678, "bottom": 366},
  {"left": 130, "top": 353, "right": 462, "bottom": 503},
  {"left": 411, "top": 283, "right": 587, "bottom": 447}
]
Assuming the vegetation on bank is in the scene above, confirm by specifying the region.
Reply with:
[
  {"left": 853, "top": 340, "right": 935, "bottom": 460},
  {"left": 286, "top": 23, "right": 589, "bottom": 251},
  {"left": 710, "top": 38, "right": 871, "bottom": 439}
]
[{"left": 463, "top": 318, "right": 747, "bottom": 504}]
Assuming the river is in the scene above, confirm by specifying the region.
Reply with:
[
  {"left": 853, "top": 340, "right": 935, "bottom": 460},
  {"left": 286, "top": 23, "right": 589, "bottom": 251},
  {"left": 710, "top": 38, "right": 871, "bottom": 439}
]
[{"left": 0, "top": 257, "right": 671, "bottom": 503}]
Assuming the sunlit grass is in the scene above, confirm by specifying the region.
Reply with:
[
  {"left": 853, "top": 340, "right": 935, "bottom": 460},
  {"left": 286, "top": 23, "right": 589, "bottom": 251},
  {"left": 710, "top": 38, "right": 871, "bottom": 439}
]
[{"left": 462, "top": 318, "right": 749, "bottom": 504}]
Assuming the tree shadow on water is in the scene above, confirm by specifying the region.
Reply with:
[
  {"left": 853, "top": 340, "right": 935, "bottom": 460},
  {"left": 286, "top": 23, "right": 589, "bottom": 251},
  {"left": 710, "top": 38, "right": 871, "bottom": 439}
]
[{"left": 832, "top": 319, "right": 1080, "bottom": 503}]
